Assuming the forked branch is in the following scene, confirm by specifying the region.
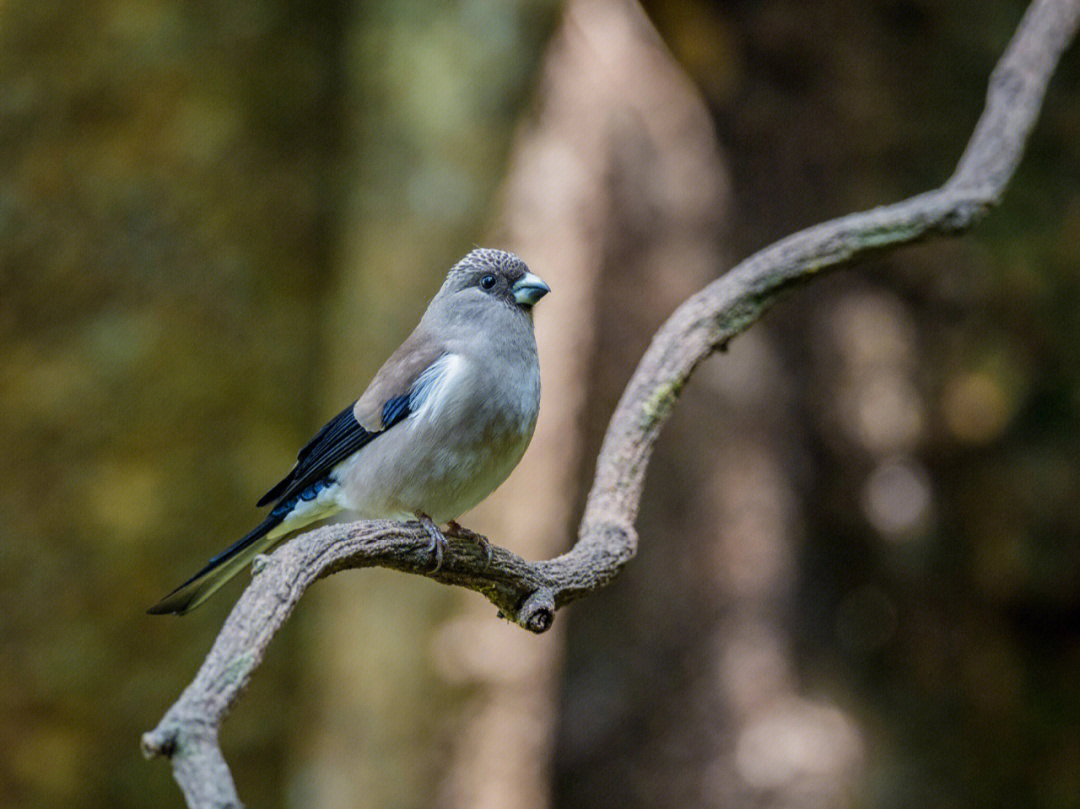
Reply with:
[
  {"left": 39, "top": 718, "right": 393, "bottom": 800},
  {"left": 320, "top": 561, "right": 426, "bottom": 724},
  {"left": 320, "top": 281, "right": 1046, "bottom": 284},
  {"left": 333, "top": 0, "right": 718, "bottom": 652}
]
[{"left": 144, "top": 2, "right": 1080, "bottom": 806}]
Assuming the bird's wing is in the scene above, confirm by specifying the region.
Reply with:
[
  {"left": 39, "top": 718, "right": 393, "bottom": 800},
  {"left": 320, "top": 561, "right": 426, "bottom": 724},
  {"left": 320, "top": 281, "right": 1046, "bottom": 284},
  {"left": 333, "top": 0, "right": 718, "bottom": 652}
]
[
  {"left": 353, "top": 324, "right": 448, "bottom": 430},
  {"left": 255, "top": 328, "right": 447, "bottom": 508},
  {"left": 254, "top": 402, "right": 375, "bottom": 507}
]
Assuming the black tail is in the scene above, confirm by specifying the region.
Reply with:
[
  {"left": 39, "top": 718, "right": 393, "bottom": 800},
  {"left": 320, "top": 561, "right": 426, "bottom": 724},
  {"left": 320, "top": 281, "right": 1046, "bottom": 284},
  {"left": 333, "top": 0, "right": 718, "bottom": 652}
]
[{"left": 147, "top": 513, "right": 285, "bottom": 616}]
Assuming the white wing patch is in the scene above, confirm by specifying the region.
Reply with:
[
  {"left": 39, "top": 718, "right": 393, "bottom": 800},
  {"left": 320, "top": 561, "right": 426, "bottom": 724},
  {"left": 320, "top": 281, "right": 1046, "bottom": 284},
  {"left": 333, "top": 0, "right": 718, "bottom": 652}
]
[{"left": 409, "top": 353, "right": 465, "bottom": 421}]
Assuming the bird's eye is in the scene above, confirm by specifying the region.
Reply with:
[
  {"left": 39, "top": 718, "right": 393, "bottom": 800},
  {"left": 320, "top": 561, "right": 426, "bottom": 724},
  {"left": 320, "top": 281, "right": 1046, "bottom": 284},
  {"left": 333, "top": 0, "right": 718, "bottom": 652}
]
[{"left": 480, "top": 274, "right": 496, "bottom": 290}]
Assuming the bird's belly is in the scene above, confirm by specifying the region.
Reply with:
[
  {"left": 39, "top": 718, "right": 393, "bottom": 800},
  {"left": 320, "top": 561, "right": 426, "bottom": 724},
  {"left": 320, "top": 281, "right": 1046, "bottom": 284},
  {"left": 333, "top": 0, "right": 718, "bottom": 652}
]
[
  {"left": 407, "top": 429, "right": 531, "bottom": 522},
  {"left": 336, "top": 402, "right": 537, "bottom": 524}
]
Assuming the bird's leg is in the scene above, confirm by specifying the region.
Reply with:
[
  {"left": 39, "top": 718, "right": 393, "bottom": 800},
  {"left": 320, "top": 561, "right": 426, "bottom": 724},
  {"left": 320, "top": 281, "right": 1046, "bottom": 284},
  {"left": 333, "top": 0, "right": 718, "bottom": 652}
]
[
  {"left": 447, "top": 520, "right": 492, "bottom": 568},
  {"left": 416, "top": 513, "right": 448, "bottom": 572}
]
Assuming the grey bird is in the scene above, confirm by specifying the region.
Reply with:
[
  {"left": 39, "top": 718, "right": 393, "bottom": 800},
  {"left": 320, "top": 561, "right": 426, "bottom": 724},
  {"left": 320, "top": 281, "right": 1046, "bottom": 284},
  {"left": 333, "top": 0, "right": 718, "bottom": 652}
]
[{"left": 149, "top": 248, "right": 549, "bottom": 615}]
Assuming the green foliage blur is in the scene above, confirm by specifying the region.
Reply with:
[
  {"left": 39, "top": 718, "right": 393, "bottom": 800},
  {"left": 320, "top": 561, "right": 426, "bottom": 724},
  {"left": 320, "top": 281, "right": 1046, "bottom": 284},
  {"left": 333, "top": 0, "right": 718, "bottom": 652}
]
[{"left": 0, "top": 1, "right": 550, "bottom": 807}]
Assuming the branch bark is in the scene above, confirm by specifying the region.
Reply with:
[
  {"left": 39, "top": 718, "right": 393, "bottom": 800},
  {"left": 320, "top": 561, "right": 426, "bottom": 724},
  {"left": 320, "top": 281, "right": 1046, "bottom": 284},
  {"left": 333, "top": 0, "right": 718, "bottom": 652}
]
[{"left": 143, "top": 1, "right": 1080, "bottom": 805}]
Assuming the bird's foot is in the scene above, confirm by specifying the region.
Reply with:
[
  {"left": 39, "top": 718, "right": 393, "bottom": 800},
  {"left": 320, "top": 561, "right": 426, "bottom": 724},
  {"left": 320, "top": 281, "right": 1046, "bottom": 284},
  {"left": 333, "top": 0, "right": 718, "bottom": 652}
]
[
  {"left": 417, "top": 513, "right": 448, "bottom": 572},
  {"left": 447, "top": 520, "right": 492, "bottom": 568}
]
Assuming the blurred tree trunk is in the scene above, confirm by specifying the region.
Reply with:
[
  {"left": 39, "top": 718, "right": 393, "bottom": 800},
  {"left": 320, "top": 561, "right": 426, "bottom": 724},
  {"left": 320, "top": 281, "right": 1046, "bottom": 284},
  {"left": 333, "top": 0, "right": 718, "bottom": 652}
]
[
  {"left": 430, "top": 2, "right": 745, "bottom": 805},
  {"left": 541, "top": 2, "right": 866, "bottom": 808},
  {"left": 429, "top": 3, "right": 624, "bottom": 803}
]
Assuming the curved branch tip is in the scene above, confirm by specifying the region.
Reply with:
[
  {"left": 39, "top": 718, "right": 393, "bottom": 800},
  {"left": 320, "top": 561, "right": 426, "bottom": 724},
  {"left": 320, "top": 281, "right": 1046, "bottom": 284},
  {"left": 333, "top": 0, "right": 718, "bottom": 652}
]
[{"left": 517, "top": 588, "right": 557, "bottom": 633}]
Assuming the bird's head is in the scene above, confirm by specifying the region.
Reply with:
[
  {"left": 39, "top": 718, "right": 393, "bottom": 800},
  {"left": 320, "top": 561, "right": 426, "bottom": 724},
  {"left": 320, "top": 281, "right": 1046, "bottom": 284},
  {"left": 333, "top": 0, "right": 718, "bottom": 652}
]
[{"left": 437, "top": 248, "right": 550, "bottom": 313}]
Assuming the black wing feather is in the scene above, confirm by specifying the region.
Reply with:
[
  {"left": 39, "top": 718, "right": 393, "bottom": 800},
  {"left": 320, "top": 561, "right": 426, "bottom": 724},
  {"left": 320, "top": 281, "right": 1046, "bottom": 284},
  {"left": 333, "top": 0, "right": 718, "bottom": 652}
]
[
  {"left": 255, "top": 394, "right": 415, "bottom": 509},
  {"left": 381, "top": 394, "right": 411, "bottom": 429},
  {"left": 256, "top": 402, "right": 375, "bottom": 507}
]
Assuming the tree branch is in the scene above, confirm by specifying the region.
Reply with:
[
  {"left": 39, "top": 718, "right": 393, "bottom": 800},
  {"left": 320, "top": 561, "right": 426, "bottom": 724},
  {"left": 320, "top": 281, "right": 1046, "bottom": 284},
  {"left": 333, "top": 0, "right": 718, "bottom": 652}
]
[{"left": 143, "top": 1, "right": 1080, "bottom": 805}]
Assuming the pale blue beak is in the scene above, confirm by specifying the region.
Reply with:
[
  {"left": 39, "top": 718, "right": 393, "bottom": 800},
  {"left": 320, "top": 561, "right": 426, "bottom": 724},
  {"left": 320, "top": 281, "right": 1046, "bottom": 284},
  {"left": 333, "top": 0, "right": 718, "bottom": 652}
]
[{"left": 512, "top": 272, "right": 551, "bottom": 306}]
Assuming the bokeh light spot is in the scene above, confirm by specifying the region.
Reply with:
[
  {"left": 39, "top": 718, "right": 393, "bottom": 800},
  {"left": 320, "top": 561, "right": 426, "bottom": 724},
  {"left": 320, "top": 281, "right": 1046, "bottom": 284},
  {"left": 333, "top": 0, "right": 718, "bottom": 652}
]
[{"left": 862, "top": 457, "right": 932, "bottom": 538}]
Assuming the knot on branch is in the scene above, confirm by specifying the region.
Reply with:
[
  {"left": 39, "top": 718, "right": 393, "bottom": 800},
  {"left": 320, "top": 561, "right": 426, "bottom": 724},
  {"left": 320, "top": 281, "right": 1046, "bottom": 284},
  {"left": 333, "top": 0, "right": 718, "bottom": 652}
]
[
  {"left": 142, "top": 718, "right": 220, "bottom": 762},
  {"left": 517, "top": 588, "right": 556, "bottom": 633},
  {"left": 141, "top": 727, "right": 178, "bottom": 760}
]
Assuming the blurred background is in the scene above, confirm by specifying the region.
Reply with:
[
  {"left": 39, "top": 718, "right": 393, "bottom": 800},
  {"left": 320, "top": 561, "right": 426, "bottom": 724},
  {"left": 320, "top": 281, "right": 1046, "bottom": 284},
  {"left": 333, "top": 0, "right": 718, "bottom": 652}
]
[{"left": 2, "top": 0, "right": 1080, "bottom": 807}]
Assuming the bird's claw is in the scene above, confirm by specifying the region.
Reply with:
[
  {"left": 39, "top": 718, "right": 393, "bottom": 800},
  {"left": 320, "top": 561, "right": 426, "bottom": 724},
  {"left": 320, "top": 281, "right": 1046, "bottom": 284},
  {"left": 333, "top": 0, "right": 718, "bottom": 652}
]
[
  {"left": 448, "top": 520, "right": 492, "bottom": 568},
  {"left": 417, "top": 513, "right": 448, "bottom": 572}
]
